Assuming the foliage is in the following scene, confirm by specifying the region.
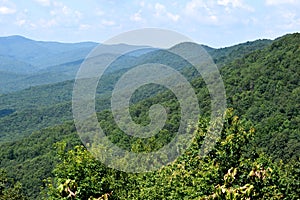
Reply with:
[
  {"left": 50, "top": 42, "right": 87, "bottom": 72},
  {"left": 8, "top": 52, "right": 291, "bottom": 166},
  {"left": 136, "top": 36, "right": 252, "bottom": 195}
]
[
  {"left": 222, "top": 33, "right": 300, "bottom": 162},
  {"left": 0, "top": 122, "right": 81, "bottom": 199},
  {"left": 43, "top": 144, "right": 113, "bottom": 200},
  {"left": 0, "top": 33, "right": 298, "bottom": 199},
  {"left": 43, "top": 109, "right": 300, "bottom": 199},
  {"left": 0, "top": 169, "right": 27, "bottom": 200}
]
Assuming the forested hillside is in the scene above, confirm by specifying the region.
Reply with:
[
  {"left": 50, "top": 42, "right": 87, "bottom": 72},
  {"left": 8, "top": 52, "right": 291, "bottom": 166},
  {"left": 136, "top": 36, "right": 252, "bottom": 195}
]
[
  {"left": 0, "top": 33, "right": 299, "bottom": 199},
  {"left": 222, "top": 33, "right": 300, "bottom": 162},
  {"left": 0, "top": 38, "right": 271, "bottom": 143}
]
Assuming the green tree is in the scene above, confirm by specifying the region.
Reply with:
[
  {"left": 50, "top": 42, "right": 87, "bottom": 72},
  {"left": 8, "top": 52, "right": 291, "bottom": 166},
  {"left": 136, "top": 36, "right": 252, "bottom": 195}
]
[
  {"left": 44, "top": 109, "right": 300, "bottom": 199},
  {"left": 0, "top": 169, "right": 27, "bottom": 200},
  {"left": 42, "top": 142, "right": 123, "bottom": 200}
]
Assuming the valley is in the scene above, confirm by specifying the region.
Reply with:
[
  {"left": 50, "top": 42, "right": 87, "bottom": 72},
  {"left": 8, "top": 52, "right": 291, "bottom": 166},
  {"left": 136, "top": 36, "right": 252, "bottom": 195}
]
[{"left": 0, "top": 33, "right": 299, "bottom": 199}]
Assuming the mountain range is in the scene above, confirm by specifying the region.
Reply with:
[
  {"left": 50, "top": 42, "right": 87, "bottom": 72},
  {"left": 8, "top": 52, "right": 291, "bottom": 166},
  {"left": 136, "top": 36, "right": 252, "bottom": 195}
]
[{"left": 0, "top": 33, "right": 299, "bottom": 199}]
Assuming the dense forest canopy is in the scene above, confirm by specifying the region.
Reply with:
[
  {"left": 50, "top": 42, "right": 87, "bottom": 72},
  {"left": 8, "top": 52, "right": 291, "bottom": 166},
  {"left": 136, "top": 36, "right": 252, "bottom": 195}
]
[{"left": 0, "top": 33, "right": 299, "bottom": 199}]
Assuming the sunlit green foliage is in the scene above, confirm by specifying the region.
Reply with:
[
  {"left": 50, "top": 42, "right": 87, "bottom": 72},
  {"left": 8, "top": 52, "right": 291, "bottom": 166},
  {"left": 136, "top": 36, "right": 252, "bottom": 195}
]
[
  {"left": 222, "top": 33, "right": 300, "bottom": 162},
  {"left": 0, "top": 169, "right": 27, "bottom": 200},
  {"left": 0, "top": 33, "right": 298, "bottom": 199},
  {"left": 43, "top": 109, "right": 300, "bottom": 199}
]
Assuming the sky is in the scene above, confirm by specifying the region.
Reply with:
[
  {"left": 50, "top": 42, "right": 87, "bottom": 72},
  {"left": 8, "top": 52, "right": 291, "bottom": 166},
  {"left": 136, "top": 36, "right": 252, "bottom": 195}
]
[{"left": 0, "top": 0, "right": 299, "bottom": 48}]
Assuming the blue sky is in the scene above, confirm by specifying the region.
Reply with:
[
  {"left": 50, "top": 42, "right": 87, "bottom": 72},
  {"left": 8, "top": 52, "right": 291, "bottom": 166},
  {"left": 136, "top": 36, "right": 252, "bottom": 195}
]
[{"left": 0, "top": 0, "right": 299, "bottom": 47}]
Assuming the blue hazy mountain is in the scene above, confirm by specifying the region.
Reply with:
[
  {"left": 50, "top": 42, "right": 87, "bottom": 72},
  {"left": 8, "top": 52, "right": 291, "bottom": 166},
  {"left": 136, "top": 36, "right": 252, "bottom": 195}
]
[
  {"left": 0, "top": 36, "right": 154, "bottom": 93},
  {"left": 0, "top": 35, "right": 97, "bottom": 69}
]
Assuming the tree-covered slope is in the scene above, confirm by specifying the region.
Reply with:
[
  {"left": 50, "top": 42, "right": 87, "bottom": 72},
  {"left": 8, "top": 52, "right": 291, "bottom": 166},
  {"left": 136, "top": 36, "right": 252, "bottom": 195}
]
[
  {"left": 42, "top": 110, "right": 300, "bottom": 200},
  {"left": 0, "top": 33, "right": 298, "bottom": 199},
  {"left": 0, "top": 38, "right": 270, "bottom": 142},
  {"left": 222, "top": 33, "right": 300, "bottom": 162},
  {"left": 0, "top": 122, "right": 81, "bottom": 199},
  {"left": 0, "top": 55, "right": 37, "bottom": 74},
  {"left": 204, "top": 39, "right": 272, "bottom": 67}
]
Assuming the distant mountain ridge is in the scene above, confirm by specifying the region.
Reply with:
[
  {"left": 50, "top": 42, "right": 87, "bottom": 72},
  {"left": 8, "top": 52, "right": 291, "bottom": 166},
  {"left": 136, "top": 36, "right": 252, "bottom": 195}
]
[
  {"left": 0, "top": 35, "right": 272, "bottom": 93},
  {"left": 0, "top": 33, "right": 299, "bottom": 199},
  {"left": 0, "top": 35, "right": 98, "bottom": 93},
  {"left": 0, "top": 36, "right": 150, "bottom": 93},
  {"left": 0, "top": 35, "right": 98, "bottom": 69}
]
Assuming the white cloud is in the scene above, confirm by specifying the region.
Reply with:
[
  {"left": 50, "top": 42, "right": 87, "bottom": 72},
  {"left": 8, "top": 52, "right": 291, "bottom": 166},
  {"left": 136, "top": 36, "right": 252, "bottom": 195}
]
[
  {"left": 184, "top": 0, "right": 218, "bottom": 24},
  {"left": 185, "top": 0, "right": 205, "bottom": 15},
  {"left": 15, "top": 12, "right": 37, "bottom": 29},
  {"left": 130, "top": 10, "right": 143, "bottom": 22},
  {"left": 101, "top": 19, "right": 115, "bottom": 26},
  {"left": 34, "top": 0, "right": 51, "bottom": 7},
  {"left": 29, "top": 22, "right": 37, "bottom": 29},
  {"left": 74, "top": 10, "right": 82, "bottom": 19},
  {"left": 279, "top": 11, "right": 300, "bottom": 29},
  {"left": 184, "top": 0, "right": 255, "bottom": 25},
  {"left": 52, "top": 2, "right": 71, "bottom": 15},
  {"left": 14, "top": 9, "right": 28, "bottom": 26},
  {"left": 51, "top": 1, "right": 81, "bottom": 18},
  {"left": 0, "top": 6, "right": 16, "bottom": 14},
  {"left": 154, "top": 3, "right": 165, "bottom": 16},
  {"left": 15, "top": 8, "right": 56, "bottom": 29},
  {"left": 217, "top": 0, "right": 254, "bottom": 12},
  {"left": 218, "top": 0, "right": 242, "bottom": 7},
  {"left": 167, "top": 12, "right": 180, "bottom": 22},
  {"left": 265, "top": 0, "right": 298, "bottom": 6},
  {"left": 154, "top": 3, "right": 180, "bottom": 22},
  {"left": 39, "top": 18, "right": 57, "bottom": 28},
  {"left": 79, "top": 24, "right": 90, "bottom": 30},
  {"left": 50, "top": 2, "right": 82, "bottom": 23},
  {"left": 15, "top": 19, "right": 26, "bottom": 26}
]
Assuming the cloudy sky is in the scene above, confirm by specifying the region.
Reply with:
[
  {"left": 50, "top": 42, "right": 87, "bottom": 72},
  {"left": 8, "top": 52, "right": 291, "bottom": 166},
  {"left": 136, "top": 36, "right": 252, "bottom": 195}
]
[{"left": 0, "top": 0, "right": 299, "bottom": 47}]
